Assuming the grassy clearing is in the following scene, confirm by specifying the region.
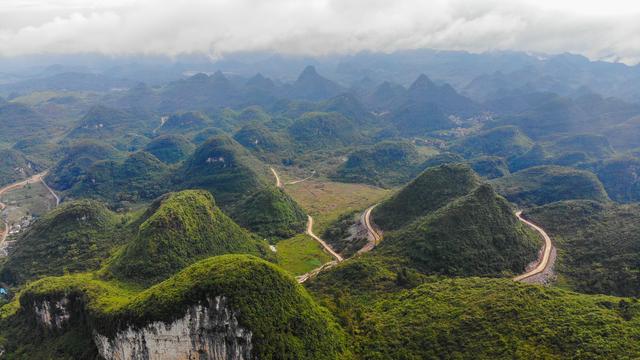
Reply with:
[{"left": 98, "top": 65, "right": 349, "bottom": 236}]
[
  {"left": 276, "top": 234, "right": 333, "bottom": 275},
  {"left": 0, "top": 181, "right": 56, "bottom": 225},
  {"left": 286, "top": 179, "right": 390, "bottom": 233}
]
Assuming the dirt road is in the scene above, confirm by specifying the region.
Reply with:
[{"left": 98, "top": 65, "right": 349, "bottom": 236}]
[
  {"left": 357, "top": 204, "right": 382, "bottom": 254},
  {"left": 0, "top": 171, "right": 59, "bottom": 247},
  {"left": 270, "top": 167, "right": 283, "bottom": 188},
  {"left": 513, "top": 210, "right": 554, "bottom": 282},
  {"left": 305, "top": 215, "right": 344, "bottom": 262}
]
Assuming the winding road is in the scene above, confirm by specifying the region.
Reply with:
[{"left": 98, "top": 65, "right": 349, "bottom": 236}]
[
  {"left": 0, "top": 171, "right": 59, "bottom": 248},
  {"left": 513, "top": 210, "right": 554, "bottom": 282},
  {"left": 357, "top": 204, "right": 383, "bottom": 254},
  {"left": 270, "top": 167, "right": 553, "bottom": 284},
  {"left": 305, "top": 215, "right": 344, "bottom": 262},
  {"left": 270, "top": 167, "right": 283, "bottom": 188}
]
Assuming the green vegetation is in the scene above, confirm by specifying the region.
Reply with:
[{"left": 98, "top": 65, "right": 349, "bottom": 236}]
[
  {"left": 0, "top": 181, "right": 58, "bottom": 233},
  {"left": 0, "top": 149, "right": 40, "bottom": 187},
  {"left": 275, "top": 234, "right": 333, "bottom": 275},
  {"left": 143, "top": 134, "right": 195, "bottom": 164},
  {"left": 234, "top": 123, "right": 285, "bottom": 153},
  {"left": 288, "top": 112, "right": 363, "bottom": 149},
  {"left": 157, "top": 111, "right": 210, "bottom": 134},
  {"left": 179, "top": 135, "right": 307, "bottom": 238},
  {"left": 46, "top": 140, "right": 122, "bottom": 191},
  {"left": 233, "top": 122, "right": 291, "bottom": 162},
  {"left": 451, "top": 125, "right": 533, "bottom": 159},
  {"left": 69, "top": 150, "right": 171, "bottom": 206},
  {"left": 4, "top": 255, "right": 349, "bottom": 359},
  {"left": 322, "top": 211, "right": 368, "bottom": 258},
  {"left": 549, "top": 134, "right": 615, "bottom": 159},
  {"left": 373, "top": 164, "right": 480, "bottom": 231},
  {"left": 390, "top": 101, "right": 453, "bottom": 135},
  {"left": 0, "top": 200, "right": 123, "bottom": 285},
  {"left": 109, "top": 190, "right": 270, "bottom": 285},
  {"left": 508, "top": 143, "right": 549, "bottom": 171},
  {"left": 334, "top": 141, "right": 428, "bottom": 187},
  {"left": 378, "top": 184, "right": 540, "bottom": 276},
  {"left": 65, "top": 105, "right": 153, "bottom": 148},
  {"left": 286, "top": 178, "right": 389, "bottom": 234},
  {"left": 585, "top": 156, "right": 640, "bottom": 203},
  {"left": 179, "top": 135, "right": 269, "bottom": 205},
  {"left": 0, "top": 103, "right": 49, "bottom": 144},
  {"left": 492, "top": 165, "right": 610, "bottom": 206},
  {"left": 526, "top": 200, "right": 640, "bottom": 297},
  {"left": 468, "top": 156, "right": 510, "bottom": 179},
  {"left": 312, "top": 275, "right": 640, "bottom": 359},
  {"left": 232, "top": 186, "right": 307, "bottom": 240}
]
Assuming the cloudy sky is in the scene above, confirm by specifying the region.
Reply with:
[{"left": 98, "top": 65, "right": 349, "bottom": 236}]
[{"left": 1, "top": 0, "right": 640, "bottom": 64}]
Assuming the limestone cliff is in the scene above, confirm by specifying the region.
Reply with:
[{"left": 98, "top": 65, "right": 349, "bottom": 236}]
[{"left": 94, "top": 296, "right": 252, "bottom": 360}]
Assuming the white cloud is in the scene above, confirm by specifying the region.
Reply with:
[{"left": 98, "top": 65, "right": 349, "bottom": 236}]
[{"left": 0, "top": 0, "right": 639, "bottom": 64}]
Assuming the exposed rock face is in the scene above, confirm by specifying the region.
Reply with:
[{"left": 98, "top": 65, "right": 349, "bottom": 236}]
[
  {"left": 94, "top": 296, "right": 252, "bottom": 360},
  {"left": 33, "top": 297, "right": 71, "bottom": 329}
]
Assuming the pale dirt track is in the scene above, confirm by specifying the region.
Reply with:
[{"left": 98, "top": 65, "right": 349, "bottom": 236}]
[
  {"left": 513, "top": 210, "right": 555, "bottom": 282},
  {"left": 270, "top": 167, "right": 550, "bottom": 284},
  {"left": 269, "top": 168, "right": 347, "bottom": 283},
  {"left": 357, "top": 204, "right": 382, "bottom": 254},
  {"left": 0, "top": 171, "right": 59, "bottom": 247}
]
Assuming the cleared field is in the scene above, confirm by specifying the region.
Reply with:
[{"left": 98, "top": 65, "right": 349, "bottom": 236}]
[
  {"left": 286, "top": 179, "right": 390, "bottom": 233},
  {"left": 275, "top": 234, "right": 333, "bottom": 275},
  {"left": 0, "top": 181, "right": 56, "bottom": 227}
]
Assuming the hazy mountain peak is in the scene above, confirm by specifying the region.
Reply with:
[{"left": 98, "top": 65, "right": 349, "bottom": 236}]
[
  {"left": 409, "top": 74, "right": 436, "bottom": 91},
  {"left": 298, "top": 65, "right": 319, "bottom": 80}
]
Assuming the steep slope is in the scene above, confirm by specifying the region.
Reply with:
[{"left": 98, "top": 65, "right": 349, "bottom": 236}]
[
  {"left": 109, "top": 190, "right": 269, "bottom": 285},
  {"left": 451, "top": 125, "right": 534, "bottom": 159},
  {"left": 46, "top": 140, "right": 122, "bottom": 191},
  {"left": 69, "top": 151, "right": 171, "bottom": 205},
  {"left": 334, "top": 140, "right": 428, "bottom": 187},
  {"left": 583, "top": 156, "right": 640, "bottom": 203},
  {"left": 0, "top": 149, "right": 40, "bottom": 187},
  {"left": 492, "top": 165, "right": 610, "bottom": 206},
  {"left": 468, "top": 156, "right": 510, "bottom": 179},
  {"left": 378, "top": 184, "right": 540, "bottom": 276},
  {"left": 319, "top": 93, "right": 375, "bottom": 125},
  {"left": 526, "top": 200, "right": 640, "bottom": 297},
  {"left": 404, "top": 74, "right": 478, "bottom": 116},
  {"left": 490, "top": 96, "right": 590, "bottom": 139},
  {"left": 0, "top": 200, "right": 121, "bottom": 284},
  {"left": 143, "top": 134, "right": 195, "bottom": 164},
  {"left": 233, "top": 122, "right": 289, "bottom": 157},
  {"left": 66, "top": 105, "right": 152, "bottom": 145},
  {"left": 373, "top": 164, "right": 481, "bottom": 230},
  {"left": 287, "top": 65, "right": 345, "bottom": 101},
  {"left": 232, "top": 186, "right": 307, "bottom": 240},
  {"left": 179, "top": 135, "right": 269, "bottom": 206},
  {"left": 337, "top": 277, "right": 640, "bottom": 359},
  {"left": 4, "top": 255, "right": 348, "bottom": 359},
  {"left": 0, "top": 103, "right": 49, "bottom": 143},
  {"left": 549, "top": 134, "right": 615, "bottom": 159},
  {"left": 157, "top": 111, "right": 210, "bottom": 134},
  {"left": 288, "top": 111, "right": 363, "bottom": 149},
  {"left": 388, "top": 100, "right": 453, "bottom": 135}
]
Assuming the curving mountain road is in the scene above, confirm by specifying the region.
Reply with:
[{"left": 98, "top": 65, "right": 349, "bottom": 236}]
[
  {"left": 513, "top": 210, "right": 554, "bottom": 282},
  {"left": 269, "top": 166, "right": 554, "bottom": 284},
  {"left": 357, "top": 204, "right": 383, "bottom": 254},
  {"left": 270, "top": 167, "right": 283, "bottom": 188},
  {"left": 305, "top": 215, "right": 344, "bottom": 262}
]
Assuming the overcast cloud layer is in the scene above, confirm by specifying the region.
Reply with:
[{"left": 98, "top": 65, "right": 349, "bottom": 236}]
[{"left": 1, "top": 0, "right": 640, "bottom": 64}]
